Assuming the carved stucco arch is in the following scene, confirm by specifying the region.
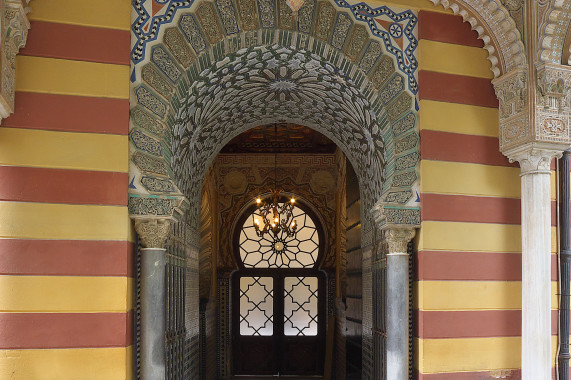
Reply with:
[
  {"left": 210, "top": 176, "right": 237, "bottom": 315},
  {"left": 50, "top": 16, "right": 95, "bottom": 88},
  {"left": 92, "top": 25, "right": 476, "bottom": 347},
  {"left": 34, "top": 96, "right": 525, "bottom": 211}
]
[
  {"left": 537, "top": 0, "right": 571, "bottom": 64},
  {"left": 429, "top": 0, "right": 526, "bottom": 77},
  {"left": 129, "top": 0, "right": 422, "bottom": 243}
]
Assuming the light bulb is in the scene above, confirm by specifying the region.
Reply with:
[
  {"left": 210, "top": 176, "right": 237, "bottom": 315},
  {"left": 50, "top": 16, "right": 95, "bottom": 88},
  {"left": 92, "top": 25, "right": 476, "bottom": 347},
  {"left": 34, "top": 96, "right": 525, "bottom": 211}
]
[
  {"left": 274, "top": 217, "right": 279, "bottom": 223},
  {"left": 272, "top": 223, "right": 276, "bottom": 228},
  {"left": 254, "top": 218, "right": 260, "bottom": 225},
  {"left": 291, "top": 220, "right": 296, "bottom": 227},
  {"left": 291, "top": 198, "right": 295, "bottom": 203},
  {"left": 256, "top": 198, "right": 261, "bottom": 204}
]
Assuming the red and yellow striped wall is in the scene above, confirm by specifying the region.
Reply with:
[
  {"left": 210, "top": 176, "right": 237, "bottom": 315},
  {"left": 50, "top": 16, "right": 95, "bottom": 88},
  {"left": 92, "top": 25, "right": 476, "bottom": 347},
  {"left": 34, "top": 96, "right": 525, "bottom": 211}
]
[
  {"left": 416, "top": 9, "right": 559, "bottom": 378},
  {"left": 0, "top": 0, "right": 133, "bottom": 379}
]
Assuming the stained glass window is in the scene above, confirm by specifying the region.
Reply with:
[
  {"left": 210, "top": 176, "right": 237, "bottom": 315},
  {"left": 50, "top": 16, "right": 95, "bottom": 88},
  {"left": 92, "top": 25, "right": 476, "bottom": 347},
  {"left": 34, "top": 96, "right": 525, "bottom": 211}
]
[
  {"left": 283, "top": 277, "right": 318, "bottom": 336},
  {"left": 239, "top": 277, "right": 274, "bottom": 336},
  {"left": 239, "top": 204, "right": 319, "bottom": 268}
]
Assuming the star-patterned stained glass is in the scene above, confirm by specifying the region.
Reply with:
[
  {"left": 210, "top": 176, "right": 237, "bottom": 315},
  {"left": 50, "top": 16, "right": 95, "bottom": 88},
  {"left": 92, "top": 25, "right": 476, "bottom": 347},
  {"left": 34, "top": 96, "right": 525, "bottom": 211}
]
[{"left": 239, "top": 203, "right": 319, "bottom": 268}]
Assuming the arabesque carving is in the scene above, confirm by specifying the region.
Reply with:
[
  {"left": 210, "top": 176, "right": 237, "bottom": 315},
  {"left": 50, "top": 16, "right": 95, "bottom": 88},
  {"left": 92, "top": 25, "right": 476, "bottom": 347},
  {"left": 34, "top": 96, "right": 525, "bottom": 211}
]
[
  {"left": 492, "top": 68, "right": 529, "bottom": 152},
  {"left": 535, "top": 63, "right": 571, "bottom": 146},
  {"left": 430, "top": 0, "right": 526, "bottom": 78}
]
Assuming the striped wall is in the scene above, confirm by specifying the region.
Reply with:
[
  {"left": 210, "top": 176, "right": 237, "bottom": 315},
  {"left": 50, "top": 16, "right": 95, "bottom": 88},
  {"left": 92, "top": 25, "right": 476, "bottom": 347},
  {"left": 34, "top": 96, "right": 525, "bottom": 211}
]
[
  {"left": 0, "top": 1, "right": 133, "bottom": 379},
  {"left": 416, "top": 10, "right": 558, "bottom": 379}
]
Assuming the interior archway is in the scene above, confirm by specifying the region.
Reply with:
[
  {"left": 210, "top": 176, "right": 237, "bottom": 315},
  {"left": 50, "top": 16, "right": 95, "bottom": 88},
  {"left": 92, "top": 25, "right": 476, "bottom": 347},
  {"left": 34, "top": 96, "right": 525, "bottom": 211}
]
[{"left": 128, "top": 0, "right": 420, "bottom": 378}]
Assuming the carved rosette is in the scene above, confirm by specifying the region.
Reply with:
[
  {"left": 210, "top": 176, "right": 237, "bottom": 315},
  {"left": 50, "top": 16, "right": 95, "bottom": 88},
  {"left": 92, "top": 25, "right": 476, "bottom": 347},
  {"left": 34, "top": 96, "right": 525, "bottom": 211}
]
[
  {"left": 385, "top": 228, "right": 416, "bottom": 254},
  {"left": 0, "top": 0, "right": 30, "bottom": 122},
  {"left": 134, "top": 218, "right": 173, "bottom": 249},
  {"left": 492, "top": 68, "right": 529, "bottom": 152}
]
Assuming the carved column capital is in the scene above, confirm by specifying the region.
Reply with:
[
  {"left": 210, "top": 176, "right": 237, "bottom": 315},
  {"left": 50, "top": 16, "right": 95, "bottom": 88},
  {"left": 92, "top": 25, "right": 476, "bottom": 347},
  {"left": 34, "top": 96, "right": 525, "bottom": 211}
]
[
  {"left": 134, "top": 217, "right": 172, "bottom": 249},
  {"left": 505, "top": 143, "right": 564, "bottom": 175},
  {"left": 385, "top": 228, "right": 416, "bottom": 254}
]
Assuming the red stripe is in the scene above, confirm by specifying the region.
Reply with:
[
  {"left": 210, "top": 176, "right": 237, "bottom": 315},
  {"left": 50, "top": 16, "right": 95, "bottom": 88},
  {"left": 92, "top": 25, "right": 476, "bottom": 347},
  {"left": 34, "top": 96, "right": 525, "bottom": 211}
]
[
  {"left": 419, "top": 11, "right": 483, "bottom": 47},
  {"left": 416, "top": 310, "right": 560, "bottom": 339},
  {"left": 0, "top": 240, "right": 134, "bottom": 277},
  {"left": 419, "top": 70, "right": 499, "bottom": 108},
  {"left": 20, "top": 21, "right": 130, "bottom": 65},
  {"left": 420, "top": 130, "right": 515, "bottom": 167},
  {"left": 416, "top": 369, "right": 522, "bottom": 380},
  {"left": 421, "top": 194, "right": 520, "bottom": 224},
  {"left": 417, "top": 251, "right": 558, "bottom": 281},
  {"left": 416, "top": 310, "right": 521, "bottom": 339},
  {"left": 0, "top": 166, "right": 128, "bottom": 205},
  {"left": 2, "top": 92, "right": 129, "bottom": 135},
  {"left": 421, "top": 194, "right": 558, "bottom": 226},
  {"left": 0, "top": 311, "right": 133, "bottom": 349}
]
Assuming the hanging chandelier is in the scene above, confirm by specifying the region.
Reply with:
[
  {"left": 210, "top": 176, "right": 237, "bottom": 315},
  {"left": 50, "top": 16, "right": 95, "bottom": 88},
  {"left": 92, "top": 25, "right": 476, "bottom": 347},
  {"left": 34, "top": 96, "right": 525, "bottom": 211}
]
[{"left": 252, "top": 125, "right": 298, "bottom": 238}]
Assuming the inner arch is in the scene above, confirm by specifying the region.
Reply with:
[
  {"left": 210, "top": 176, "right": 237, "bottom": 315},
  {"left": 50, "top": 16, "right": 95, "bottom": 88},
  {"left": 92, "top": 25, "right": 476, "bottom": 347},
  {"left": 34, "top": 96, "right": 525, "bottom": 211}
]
[{"left": 170, "top": 43, "right": 390, "bottom": 215}]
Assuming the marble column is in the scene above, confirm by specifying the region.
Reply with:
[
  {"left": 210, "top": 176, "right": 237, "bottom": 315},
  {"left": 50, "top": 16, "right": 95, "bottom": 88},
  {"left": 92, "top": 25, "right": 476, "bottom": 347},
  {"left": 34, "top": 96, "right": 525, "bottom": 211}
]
[
  {"left": 508, "top": 146, "right": 561, "bottom": 380},
  {"left": 385, "top": 228, "right": 416, "bottom": 380},
  {"left": 134, "top": 218, "right": 172, "bottom": 380}
]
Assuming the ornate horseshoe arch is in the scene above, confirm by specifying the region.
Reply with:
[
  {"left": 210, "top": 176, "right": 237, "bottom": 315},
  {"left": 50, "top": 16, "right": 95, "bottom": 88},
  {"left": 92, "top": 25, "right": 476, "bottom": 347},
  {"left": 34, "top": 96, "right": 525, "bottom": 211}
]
[
  {"left": 128, "top": 0, "right": 422, "bottom": 378},
  {"left": 128, "top": 0, "right": 422, "bottom": 238}
]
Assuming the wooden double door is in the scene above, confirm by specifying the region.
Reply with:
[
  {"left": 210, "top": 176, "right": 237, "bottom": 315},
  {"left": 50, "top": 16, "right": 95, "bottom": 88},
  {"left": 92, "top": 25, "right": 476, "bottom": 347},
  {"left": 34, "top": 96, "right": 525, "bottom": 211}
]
[{"left": 232, "top": 270, "right": 326, "bottom": 376}]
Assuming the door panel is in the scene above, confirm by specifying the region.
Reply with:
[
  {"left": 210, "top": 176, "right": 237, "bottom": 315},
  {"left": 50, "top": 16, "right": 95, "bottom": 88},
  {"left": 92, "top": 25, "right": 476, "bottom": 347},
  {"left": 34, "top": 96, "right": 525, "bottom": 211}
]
[
  {"left": 233, "top": 273, "right": 325, "bottom": 376},
  {"left": 280, "top": 337, "right": 324, "bottom": 374},
  {"left": 234, "top": 336, "right": 277, "bottom": 375}
]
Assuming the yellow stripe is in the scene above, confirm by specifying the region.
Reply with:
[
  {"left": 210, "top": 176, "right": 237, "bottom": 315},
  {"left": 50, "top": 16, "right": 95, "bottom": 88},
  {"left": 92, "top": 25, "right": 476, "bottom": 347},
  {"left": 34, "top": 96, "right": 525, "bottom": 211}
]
[
  {"left": 421, "top": 160, "right": 521, "bottom": 198},
  {"left": 16, "top": 56, "right": 129, "bottom": 99},
  {"left": 0, "top": 128, "right": 128, "bottom": 172},
  {"left": 416, "top": 337, "right": 558, "bottom": 373},
  {"left": 416, "top": 280, "right": 558, "bottom": 311},
  {"left": 0, "top": 202, "right": 131, "bottom": 241},
  {"left": 28, "top": 0, "right": 131, "bottom": 31},
  {"left": 422, "top": 160, "right": 558, "bottom": 201},
  {"left": 421, "top": 160, "right": 558, "bottom": 200},
  {"left": 418, "top": 221, "right": 557, "bottom": 254},
  {"left": 0, "top": 276, "right": 132, "bottom": 312},
  {"left": 0, "top": 347, "right": 132, "bottom": 380},
  {"left": 419, "top": 100, "right": 499, "bottom": 137},
  {"left": 419, "top": 40, "right": 493, "bottom": 79}
]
